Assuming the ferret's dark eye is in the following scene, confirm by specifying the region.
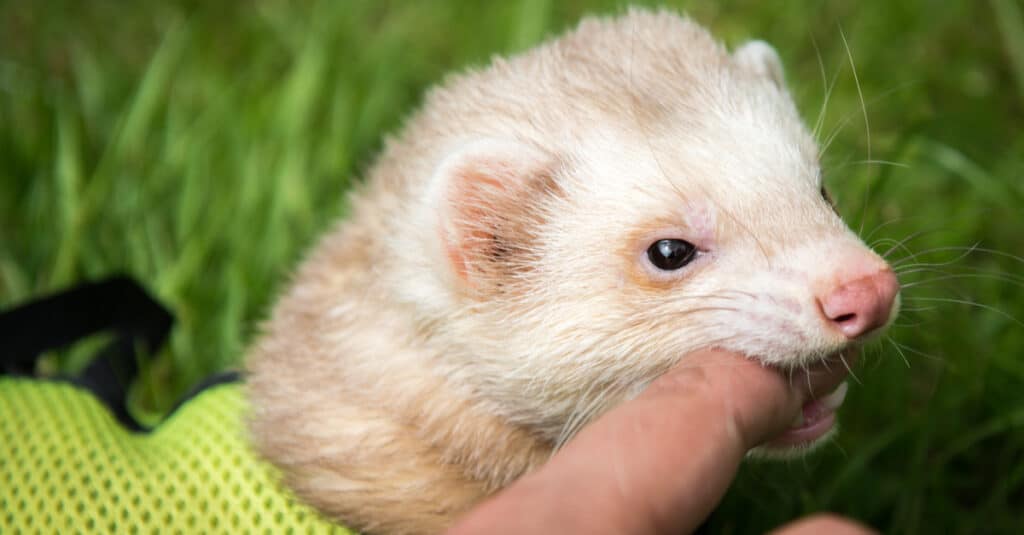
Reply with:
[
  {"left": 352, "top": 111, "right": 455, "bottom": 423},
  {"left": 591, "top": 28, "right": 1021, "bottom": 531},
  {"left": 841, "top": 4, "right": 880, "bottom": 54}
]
[{"left": 647, "top": 239, "right": 697, "bottom": 271}]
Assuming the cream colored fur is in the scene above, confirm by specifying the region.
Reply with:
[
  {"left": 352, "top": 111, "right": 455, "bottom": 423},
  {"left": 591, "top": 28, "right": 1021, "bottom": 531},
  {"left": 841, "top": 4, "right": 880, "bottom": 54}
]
[{"left": 246, "top": 8, "right": 896, "bottom": 534}]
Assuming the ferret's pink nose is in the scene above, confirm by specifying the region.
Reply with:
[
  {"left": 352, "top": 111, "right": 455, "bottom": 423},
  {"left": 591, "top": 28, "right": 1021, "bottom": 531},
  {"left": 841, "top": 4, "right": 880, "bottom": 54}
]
[{"left": 818, "top": 268, "right": 899, "bottom": 339}]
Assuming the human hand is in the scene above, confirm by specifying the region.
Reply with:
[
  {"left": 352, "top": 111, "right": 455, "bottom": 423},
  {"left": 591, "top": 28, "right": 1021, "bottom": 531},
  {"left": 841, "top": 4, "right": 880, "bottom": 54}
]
[{"left": 447, "top": 349, "right": 875, "bottom": 535}]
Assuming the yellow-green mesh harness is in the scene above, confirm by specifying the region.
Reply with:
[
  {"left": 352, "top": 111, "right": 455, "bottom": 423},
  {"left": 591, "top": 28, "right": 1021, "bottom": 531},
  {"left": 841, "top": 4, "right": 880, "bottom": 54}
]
[{"left": 0, "top": 377, "right": 353, "bottom": 534}]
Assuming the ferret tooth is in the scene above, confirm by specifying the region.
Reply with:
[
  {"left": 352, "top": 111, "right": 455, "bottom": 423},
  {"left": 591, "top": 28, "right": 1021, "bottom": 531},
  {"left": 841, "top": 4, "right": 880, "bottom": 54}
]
[{"left": 821, "top": 381, "right": 849, "bottom": 411}]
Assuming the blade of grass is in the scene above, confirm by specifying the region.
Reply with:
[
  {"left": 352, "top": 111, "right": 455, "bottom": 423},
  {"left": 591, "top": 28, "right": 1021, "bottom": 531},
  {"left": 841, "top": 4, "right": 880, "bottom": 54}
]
[{"left": 991, "top": 0, "right": 1024, "bottom": 105}]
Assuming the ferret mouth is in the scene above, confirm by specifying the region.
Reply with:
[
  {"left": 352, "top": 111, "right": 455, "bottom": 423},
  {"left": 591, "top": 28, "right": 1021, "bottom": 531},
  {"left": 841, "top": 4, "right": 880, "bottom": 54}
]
[
  {"left": 760, "top": 350, "right": 856, "bottom": 450},
  {"left": 762, "top": 381, "right": 848, "bottom": 448}
]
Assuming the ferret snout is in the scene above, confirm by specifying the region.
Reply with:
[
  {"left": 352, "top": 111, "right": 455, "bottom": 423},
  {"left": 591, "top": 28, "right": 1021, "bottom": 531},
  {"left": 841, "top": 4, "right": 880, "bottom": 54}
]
[{"left": 817, "top": 267, "right": 900, "bottom": 339}]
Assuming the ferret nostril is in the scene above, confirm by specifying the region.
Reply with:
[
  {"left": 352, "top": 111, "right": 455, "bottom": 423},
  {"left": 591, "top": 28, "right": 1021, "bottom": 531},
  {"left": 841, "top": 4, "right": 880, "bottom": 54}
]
[
  {"left": 819, "top": 268, "right": 898, "bottom": 339},
  {"left": 833, "top": 313, "right": 856, "bottom": 324}
]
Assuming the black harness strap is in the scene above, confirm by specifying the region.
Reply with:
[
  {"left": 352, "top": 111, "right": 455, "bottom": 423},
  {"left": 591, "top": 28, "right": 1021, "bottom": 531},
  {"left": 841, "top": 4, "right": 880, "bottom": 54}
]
[{"left": 0, "top": 276, "right": 175, "bottom": 430}]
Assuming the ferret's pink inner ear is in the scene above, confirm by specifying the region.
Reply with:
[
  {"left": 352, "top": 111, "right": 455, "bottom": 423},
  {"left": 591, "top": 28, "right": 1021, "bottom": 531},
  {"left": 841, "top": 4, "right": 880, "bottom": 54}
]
[
  {"left": 434, "top": 140, "right": 553, "bottom": 284},
  {"left": 440, "top": 168, "right": 505, "bottom": 281}
]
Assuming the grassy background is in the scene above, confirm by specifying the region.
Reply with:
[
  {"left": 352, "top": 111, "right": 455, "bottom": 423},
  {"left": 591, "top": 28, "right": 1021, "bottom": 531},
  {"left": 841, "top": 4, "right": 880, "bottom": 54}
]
[{"left": 2, "top": 0, "right": 1022, "bottom": 532}]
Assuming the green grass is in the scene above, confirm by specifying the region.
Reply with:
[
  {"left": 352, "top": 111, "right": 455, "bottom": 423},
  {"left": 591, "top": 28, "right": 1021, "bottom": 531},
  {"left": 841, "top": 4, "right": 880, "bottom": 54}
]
[{"left": 2, "top": 1, "right": 1022, "bottom": 533}]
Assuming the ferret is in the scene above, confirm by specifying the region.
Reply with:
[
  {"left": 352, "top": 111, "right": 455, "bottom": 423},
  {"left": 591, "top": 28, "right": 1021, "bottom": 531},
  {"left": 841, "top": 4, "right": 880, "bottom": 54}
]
[{"left": 246, "top": 9, "right": 900, "bottom": 535}]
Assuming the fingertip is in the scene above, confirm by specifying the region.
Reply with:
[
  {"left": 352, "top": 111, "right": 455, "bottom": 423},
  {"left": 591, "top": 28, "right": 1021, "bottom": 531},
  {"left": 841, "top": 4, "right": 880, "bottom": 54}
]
[
  {"left": 642, "top": 349, "right": 801, "bottom": 449},
  {"left": 770, "top": 513, "right": 878, "bottom": 535}
]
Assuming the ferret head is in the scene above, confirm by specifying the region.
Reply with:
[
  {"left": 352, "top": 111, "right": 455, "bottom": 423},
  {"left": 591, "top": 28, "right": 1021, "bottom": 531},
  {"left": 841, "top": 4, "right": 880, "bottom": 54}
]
[{"left": 389, "top": 10, "right": 899, "bottom": 445}]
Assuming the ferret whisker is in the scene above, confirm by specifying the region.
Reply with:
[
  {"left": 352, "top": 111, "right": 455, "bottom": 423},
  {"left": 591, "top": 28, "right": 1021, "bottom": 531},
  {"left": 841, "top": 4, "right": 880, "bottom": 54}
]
[
  {"left": 889, "top": 244, "right": 984, "bottom": 267},
  {"left": 896, "top": 306, "right": 941, "bottom": 313},
  {"left": 885, "top": 336, "right": 912, "bottom": 368},
  {"left": 872, "top": 238, "right": 919, "bottom": 262},
  {"left": 893, "top": 263, "right": 962, "bottom": 274},
  {"left": 724, "top": 288, "right": 761, "bottom": 300},
  {"left": 554, "top": 399, "right": 585, "bottom": 450},
  {"left": 554, "top": 380, "right": 615, "bottom": 451},
  {"left": 886, "top": 338, "right": 945, "bottom": 363},
  {"left": 664, "top": 336, "right": 753, "bottom": 369},
  {"left": 818, "top": 81, "right": 911, "bottom": 161},
  {"left": 838, "top": 352, "right": 862, "bottom": 386},
  {"left": 869, "top": 237, "right": 907, "bottom": 248},
  {"left": 896, "top": 245, "right": 1024, "bottom": 267},
  {"left": 891, "top": 266, "right": 956, "bottom": 277},
  {"left": 638, "top": 303, "right": 743, "bottom": 318},
  {"left": 862, "top": 216, "right": 912, "bottom": 243},
  {"left": 891, "top": 243, "right": 980, "bottom": 270},
  {"left": 571, "top": 381, "right": 627, "bottom": 450},
  {"left": 859, "top": 346, "right": 880, "bottom": 372},
  {"left": 880, "top": 229, "right": 939, "bottom": 260},
  {"left": 901, "top": 297, "right": 1024, "bottom": 326},
  {"left": 895, "top": 270, "right": 958, "bottom": 286},
  {"left": 896, "top": 265, "right": 1023, "bottom": 278},
  {"left": 900, "top": 273, "right": 1024, "bottom": 290},
  {"left": 834, "top": 159, "right": 910, "bottom": 170},
  {"left": 649, "top": 292, "right": 748, "bottom": 302},
  {"left": 809, "top": 33, "right": 838, "bottom": 142},
  {"left": 818, "top": 113, "right": 854, "bottom": 160}
]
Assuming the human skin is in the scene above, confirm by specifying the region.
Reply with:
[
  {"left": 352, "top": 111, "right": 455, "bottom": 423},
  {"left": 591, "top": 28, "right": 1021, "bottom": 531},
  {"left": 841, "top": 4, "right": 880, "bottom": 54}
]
[{"left": 447, "top": 349, "right": 875, "bottom": 535}]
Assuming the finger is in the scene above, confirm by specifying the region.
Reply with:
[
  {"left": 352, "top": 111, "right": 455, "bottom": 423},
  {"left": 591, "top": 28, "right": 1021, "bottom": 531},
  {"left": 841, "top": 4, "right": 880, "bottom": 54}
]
[
  {"left": 770, "top": 513, "right": 878, "bottom": 535},
  {"left": 448, "top": 349, "right": 803, "bottom": 535}
]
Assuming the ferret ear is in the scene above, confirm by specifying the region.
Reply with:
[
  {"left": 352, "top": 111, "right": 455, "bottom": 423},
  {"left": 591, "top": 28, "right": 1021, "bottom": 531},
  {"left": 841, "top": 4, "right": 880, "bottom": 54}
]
[
  {"left": 433, "top": 139, "right": 557, "bottom": 289},
  {"left": 734, "top": 40, "right": 786, "bottom": 88}
]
